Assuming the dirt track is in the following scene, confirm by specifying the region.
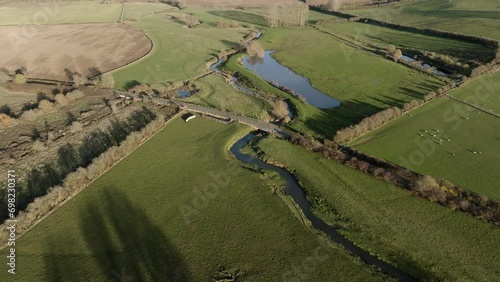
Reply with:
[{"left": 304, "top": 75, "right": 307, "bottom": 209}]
[{"left": 0, "top": 23, "right": 151, "bottom": 81}]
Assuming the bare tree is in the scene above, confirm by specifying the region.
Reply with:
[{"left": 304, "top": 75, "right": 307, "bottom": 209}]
[
  {"left": 72, "top": 73, "right": 87, "bottom": 87},
  {"left": 326, "top": 0, "right": 342, "bottom": 11},
  {"left": 14, "top": 73, "right": 27, "bottom": 84},
  {"left": 266, "top": 2, "right": 309, "bottom": 28},
  {"left": 0, "top": 70, "right": 10, "bottom": 83},
  {"left": 386, "top": 45, "right": 396, "bottom": 54},
  {"left": 392, "top": 49, "right": 403, "bottom": 62},
  {"left": 272, "top": 100, "right": 289, "bottom": 120},
  {"left": 96, "top": 73, "right": 115, "bottom": 89},
  {"left": 246, "top": 41, "right": 264, "bottom": 58}
]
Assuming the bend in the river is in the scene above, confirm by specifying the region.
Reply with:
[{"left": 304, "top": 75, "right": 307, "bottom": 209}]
[{"left": 230, "top": 133, "right": 419, "bottom": 282}]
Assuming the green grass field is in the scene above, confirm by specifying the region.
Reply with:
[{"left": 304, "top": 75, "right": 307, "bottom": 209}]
[
  {"left": 317, "top": 21, "right": 494, "bottom": 63},
  {"left": 121, "top": 2, "right": 175, "bottom": 21},
  {"left": 449, "top": 73, "right": 500, "bottom": 114},
  {"left": 183, "top": 74, "right": 272, "bottom": 120},
  {"left": 350, "top": 0, "right": 500, "bottom": 40},
  {"left": 352, "top": 97, "right": 500, "bottom": 202},
  {"left": 112, "top": 10, "right": 251, "bottom": 89},
  {"left": 225, "top": 26, "right": 444, "bottom": 137},
  {"left": 255, "top": 136, "right": 500, "bottom": 281},
  {"left": 0, "top": 117, "right": 390, "bottom": 281},
  {"left": 0, "top": 1, "right": 122, "bottom": 25}
]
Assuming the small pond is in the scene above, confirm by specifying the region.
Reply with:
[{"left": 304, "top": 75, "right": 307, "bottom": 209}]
[
  {"left": 400, "top": 55, "right": 448, "bottom": 76},
  {"left": 177, "top": 89, "right": 194, "bottom": 98}
]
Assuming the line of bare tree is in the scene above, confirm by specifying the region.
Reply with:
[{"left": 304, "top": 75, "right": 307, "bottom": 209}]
[
  {"left": 0, "top": 106, "right": 157, "bottom": 223},
  {"left": 288, "top": 134, "right": 500, "bottom": 226},
  {"left": 265, "top": 2, "right": 309, "bottom": 28}
]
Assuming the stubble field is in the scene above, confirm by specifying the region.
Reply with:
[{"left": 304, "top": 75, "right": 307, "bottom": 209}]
[{"left": 0, "top": 23, "right": 151, "bottom": 81}]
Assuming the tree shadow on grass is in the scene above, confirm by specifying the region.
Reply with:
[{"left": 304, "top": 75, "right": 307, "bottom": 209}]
[
  {"left": 124, "top": 80, "right": 141, "bottom": 90},
  {"left": 43, "top": 187, "right": 189, "bottom": 281},
  {"left": 302, "top": 99, "right": 384, "bottom": 138}
]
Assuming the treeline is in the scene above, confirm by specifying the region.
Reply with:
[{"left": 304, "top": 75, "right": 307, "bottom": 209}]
[
  {"left": 0, "top": 106, "right": 157, "bottom": 222},
  {"left": 289, "top": 134, "right": 500, "bottom": 226}
]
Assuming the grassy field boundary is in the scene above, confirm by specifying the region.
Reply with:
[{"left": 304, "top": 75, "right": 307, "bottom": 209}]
[
  {"left": 310, "top": 24, "right": 450, "bottom": 81},
  {"left": 0, "top": 110, "right": 184, "bottom": 248}
]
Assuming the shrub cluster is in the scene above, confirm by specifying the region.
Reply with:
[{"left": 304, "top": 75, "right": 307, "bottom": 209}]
[
  {"left": 0, "top": 107, "right": 157, "bottom": 223},
  {"left": 174, "top": 13, "right": 199, "bottom": 27}
]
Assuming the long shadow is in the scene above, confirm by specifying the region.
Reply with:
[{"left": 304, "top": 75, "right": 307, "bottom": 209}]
[
  {"left": 303, "top": 99, "right": 384, "bottom": 138},
  {"left": 207, "top": 10, "right": 267, "bottom": 26},
  {"left": 43, "top": 187, "right": 189, "bottom": 281}
]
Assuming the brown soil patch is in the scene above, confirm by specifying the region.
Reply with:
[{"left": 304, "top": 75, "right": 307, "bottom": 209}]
[{"left": 0, "top": 23, "right": 152, "bottom": 81}]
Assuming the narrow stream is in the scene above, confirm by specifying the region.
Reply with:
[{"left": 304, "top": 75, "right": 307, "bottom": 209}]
[{"left": 230, "top": 133, "right": 418, "bottom": 282}]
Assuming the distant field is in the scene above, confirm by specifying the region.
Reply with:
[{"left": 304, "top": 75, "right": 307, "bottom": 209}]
[
  {"left": 350, "top": 0, "right": 500, "bottom": 40},
  {"left": 112, "top": 10, "right": 250, "bottom": 88},
  {"left": 226, "top": 26, "right": 444, "bottom": 137},
  {"left": 317, "top": 21, "right": 494, "bottom": 63},
  {"left": 353, "top": 97, "right": 500, "bottom": 202},
  {"left": 0, "top": 23, "right": 151, "bottom": 81},
  {"left": 122, "top": 2, "right": 175, "bottom": 21},
  {"left": 0, "top": 1, "right": 122, "bottom": 25},
  {"left": 185, "top": 0, "right": 297, "bottom": 7},
  {"left": 183, "top": 74, "right": 272, "bottom": 119},
  {"left": 0, "top": 118, "right": 389, "bottom": 281},
  {"left": 256, "top": 136, "right": 500, "bottom": 281}
]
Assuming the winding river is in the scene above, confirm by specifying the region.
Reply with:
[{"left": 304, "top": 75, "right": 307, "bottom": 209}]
[{"left": 230, "top": 133, "right": 418, "bottom": 282}]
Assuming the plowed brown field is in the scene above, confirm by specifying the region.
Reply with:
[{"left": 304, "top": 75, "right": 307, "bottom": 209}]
[{"left": 0, "top": 23, "right": 151, "bottom": 81}]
